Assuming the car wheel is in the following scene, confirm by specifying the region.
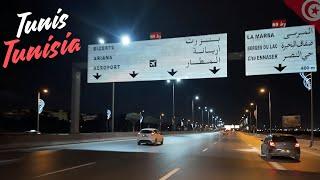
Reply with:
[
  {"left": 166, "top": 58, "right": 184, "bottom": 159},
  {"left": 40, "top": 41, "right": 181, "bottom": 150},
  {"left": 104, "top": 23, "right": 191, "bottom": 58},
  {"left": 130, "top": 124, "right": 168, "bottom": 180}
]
[
  {"left": 160, "top": 140, "right": 163, "bottom": 145},
  {"left": 266, "top": 153, "right": 272, "bottom": 160},
  {"left": 294, "top": 154, "right": 300, "bottom": 161},
  {"left": 137, "top": 141, "right": 141, "bottom": 145},
  {"left": 154, "top": 139, "right": 158, "bottom": 145}
]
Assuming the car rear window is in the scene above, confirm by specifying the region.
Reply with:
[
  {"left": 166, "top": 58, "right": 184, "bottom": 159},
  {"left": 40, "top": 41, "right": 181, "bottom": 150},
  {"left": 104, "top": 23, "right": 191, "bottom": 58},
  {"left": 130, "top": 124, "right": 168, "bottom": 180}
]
[
  {"left": 272, "top": 136, "right": 297, "bottom": 142},
  {"left": 140, "top": 130, "right": 153, "bottom": 134}
]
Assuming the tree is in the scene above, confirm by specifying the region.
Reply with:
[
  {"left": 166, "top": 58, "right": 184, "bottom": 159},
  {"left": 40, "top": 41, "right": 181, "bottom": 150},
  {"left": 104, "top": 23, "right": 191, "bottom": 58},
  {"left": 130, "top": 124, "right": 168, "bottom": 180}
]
[
  {"left": 125, "top": 112, "right": 142, "bottom": 132},
  {"left": 143, "top": 116, "right": 159, "bottom": 128}
]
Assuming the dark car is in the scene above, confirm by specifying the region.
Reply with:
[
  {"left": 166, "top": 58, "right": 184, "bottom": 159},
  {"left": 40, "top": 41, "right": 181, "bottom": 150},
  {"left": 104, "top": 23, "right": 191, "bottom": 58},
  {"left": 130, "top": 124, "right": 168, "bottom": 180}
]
[{"left": 261, "top": 134, "right": 300, "bottom": 160}]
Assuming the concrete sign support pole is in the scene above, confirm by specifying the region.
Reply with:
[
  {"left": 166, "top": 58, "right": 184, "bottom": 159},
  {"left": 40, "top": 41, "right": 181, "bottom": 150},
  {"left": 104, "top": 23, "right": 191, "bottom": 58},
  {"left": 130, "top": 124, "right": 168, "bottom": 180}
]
[
  {"left": 112, "top": 82, "right": 115, "bottom": 132},
  {"left": 71, "top": 67, "right": 81, "bottom": 134}
]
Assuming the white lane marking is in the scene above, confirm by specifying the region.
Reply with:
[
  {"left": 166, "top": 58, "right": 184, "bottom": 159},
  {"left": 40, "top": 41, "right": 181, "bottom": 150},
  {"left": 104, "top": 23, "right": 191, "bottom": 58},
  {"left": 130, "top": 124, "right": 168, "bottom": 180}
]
[
  {"left": 268, "top": 162, "right": 287, "bottom": 171},
  {"left": 234, "top": 147, "right": 259, "bottom": 153},
  {"left": 33, "top": 162, "right": 96, "bottom": 178},
  {"left": 202, "top": 148, "right": 208, "bottom": 152},
  {"left": 159, "top": 168, "right": 180, "bottom": 180},
  {"left": 0, "top": 158, "right": 20, "bottom": 165},
  {"left": 302, "top": 149, "right": 320, "bottom": 158}
]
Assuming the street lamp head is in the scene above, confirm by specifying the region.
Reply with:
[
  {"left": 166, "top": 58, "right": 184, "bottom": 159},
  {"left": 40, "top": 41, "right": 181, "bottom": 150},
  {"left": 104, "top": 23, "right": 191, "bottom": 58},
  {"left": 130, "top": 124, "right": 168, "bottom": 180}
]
[
  {"left": 166, "top": 79, "right": 171, "bottom": 83},
  {"left": 98, "top": 37, "right": 105, "bottom": 44},
  {"left": 205, "top": 109, "right": 208, "bottom": 112},
  {"left": 121, "top": 35, "right": 131, "bottom": 45},
  {"left": 210, "top": 109, "right": 213, "bottom": 113},
  {"left": 198, "top": 107, "right": 201, "bottom": 110},
  {"left": 42, "top": 89, "right": 49, "bottom": 94},
  {"left": 161, "top": 113, "right": 165, "bottom": 116},
  {"left": 245, "top": 109, "right": 249, "bottom": 113},
  {"left": 259, "top": 88, "right": 266, "bottom": 94},
  {"left": 250, "top": 102, "right": 254, "bottom": 106},
  {"left": 195, "top": 96, "right": 199, "bottom": 100},
  {"left": 204, "top": 106, "right": 207, "bottom": 109}
]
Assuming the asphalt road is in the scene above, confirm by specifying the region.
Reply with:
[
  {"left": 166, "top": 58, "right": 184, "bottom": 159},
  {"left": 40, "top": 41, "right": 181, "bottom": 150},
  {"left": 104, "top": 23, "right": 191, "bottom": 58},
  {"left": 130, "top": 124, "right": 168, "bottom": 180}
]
[{"left": 1, "top": 132, "right": 320, "bottom": 180}]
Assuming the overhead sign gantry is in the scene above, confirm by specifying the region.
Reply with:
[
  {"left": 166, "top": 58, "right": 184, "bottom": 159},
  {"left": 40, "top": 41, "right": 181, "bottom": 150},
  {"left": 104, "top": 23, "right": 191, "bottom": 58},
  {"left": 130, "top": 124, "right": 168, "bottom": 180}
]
[
  {"left": 245, "top": 25, "right": 317, "bottom": 76},
  {"left": 88, "top": 33, "right": 227, "bottom": 83}
]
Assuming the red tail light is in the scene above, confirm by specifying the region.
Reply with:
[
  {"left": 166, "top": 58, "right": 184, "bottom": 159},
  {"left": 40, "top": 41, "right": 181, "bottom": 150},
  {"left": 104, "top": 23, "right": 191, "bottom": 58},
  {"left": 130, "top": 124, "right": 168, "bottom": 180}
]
[
  {"left": 269, "top": 141, "right": 275, "bottom": 147},
  {"left": 295, "top": 143, "right": 300, "bottom": 148}
]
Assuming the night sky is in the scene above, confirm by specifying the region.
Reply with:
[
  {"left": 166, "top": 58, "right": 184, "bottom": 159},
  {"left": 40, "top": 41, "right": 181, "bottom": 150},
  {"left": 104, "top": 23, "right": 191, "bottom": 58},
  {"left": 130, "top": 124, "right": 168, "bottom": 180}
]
[{"left": 0, "top": 0, "right": 319, "bottom": 129}]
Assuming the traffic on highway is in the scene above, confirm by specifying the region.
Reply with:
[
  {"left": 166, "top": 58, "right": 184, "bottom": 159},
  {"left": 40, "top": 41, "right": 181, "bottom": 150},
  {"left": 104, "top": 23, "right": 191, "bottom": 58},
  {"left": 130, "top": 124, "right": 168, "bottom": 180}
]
[
  {"left": 1, "top": 131, "right": 320, "bottom": 179},
  {"left": 1, "top": 0, "right": 320, "bottom": 179}
]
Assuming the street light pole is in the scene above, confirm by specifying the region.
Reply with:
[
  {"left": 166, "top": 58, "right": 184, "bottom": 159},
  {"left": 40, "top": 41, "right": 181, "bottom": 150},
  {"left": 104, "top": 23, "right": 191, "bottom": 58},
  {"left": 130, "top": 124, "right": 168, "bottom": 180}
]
[
  {"left": 268, "top": 91, "right": 272, "bottom": 134},
  {"left": 37, "top": 91, "right": 40, "bottom": 132},
  {"left": 112, "top": 82, "right": 115, "bottom": 132},
  {"left": 310, "top": 73, "right": 314, "bottom": 147},
  {"left": 259, "top": 88, "right": 272, "bottom": 134},
  {"left": 255, "top": 104, "right": 258, "bottom": 133},
  {"left": 207, "top": 111, "right": 210, "bottom": 126},
  {"left": 160, "top": 114, "right": 162, "bottom": 131},
  {"left": 172, "top": 82, "right": 175, "bottom": 130},
  {"left": 192, "top": 99, "right": 194, "bottom": 124},
  {"left": 201, "top": 109, "right": 203, "bottom": 127}
]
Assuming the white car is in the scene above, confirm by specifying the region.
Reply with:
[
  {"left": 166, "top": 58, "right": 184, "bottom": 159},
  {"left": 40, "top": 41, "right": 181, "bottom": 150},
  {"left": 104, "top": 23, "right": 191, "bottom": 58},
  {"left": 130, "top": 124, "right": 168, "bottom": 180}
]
[{"left": 137, "top": 128, "right": 164, "bottom": 145}]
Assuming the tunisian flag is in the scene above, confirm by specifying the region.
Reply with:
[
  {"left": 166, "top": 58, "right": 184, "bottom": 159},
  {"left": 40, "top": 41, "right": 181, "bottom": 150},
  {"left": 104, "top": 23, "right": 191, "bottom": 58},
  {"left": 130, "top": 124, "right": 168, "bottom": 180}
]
[{"left": 284, "top": 0, "right": 320, "bottom": 33}]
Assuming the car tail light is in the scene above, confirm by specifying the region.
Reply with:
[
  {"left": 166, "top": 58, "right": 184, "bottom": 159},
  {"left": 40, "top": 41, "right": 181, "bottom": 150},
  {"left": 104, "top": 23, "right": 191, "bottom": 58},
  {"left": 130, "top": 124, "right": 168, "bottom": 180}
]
[
  {"left": 269, "top": 141, "right": 275, "bottom": 147},
  {"left": 295, "top": 143, "right": 300, "bottom": 148}
]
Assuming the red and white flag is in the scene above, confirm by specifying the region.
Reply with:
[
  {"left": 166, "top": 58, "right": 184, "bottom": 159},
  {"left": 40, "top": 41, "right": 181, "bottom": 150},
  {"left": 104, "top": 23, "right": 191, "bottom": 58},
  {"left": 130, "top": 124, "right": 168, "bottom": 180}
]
[{"left": 284, "top": 0, "right": 320, "bottom": 33}]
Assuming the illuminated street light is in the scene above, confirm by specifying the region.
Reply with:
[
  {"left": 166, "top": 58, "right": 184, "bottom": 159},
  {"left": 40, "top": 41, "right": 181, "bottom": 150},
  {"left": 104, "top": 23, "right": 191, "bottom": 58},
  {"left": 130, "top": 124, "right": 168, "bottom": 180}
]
[
  {"left": 166, "top": 79, "right": 181, "bottom": 130},
  {"left": 258, "top": 87, "right": 272, "bottom": 133},
  {"left": 42, "top": 89, "right": 49, "bottom": 94},
  {"left": 98, "top": 37, "right": 105, "bottom": 44},
  {"left": 245, "top": 109, "right": 249, "bottom": 113},
  {"left": 159, "top": 113, "right": 165, "bottom": 131},
  {"left": 210, "top": 109, "right": 213, "bottom": 113},
  {"left": 259, "top": 88, "right": 266, "bottom": 94},
  {"left": 250, "top": 102, "right": 254, "bottom": 106},
  {"left": 192, "top": 95, "right": 200, "bottom": 124},
  {"left": 121, "top": 35, "right": 131, "bottom": 45},
  {"left": 176, "top": 78, "right": 181, "bottom": 82},
  {"left": 37, "top": 88, "right": 49, "bottom": 133}
]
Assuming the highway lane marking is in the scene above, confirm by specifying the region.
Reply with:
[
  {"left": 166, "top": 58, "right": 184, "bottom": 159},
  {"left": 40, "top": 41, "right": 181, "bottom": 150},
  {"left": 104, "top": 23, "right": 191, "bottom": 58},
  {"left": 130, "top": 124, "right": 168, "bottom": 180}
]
[
  {"left": 268, "top": 162, "right": 287, "bottom": 171},
  {"left": 202, "top": 148, "right": 208, "bottom": 152},
  {"left": 159, "top": 168, "right": 180, "bottom": 180},
  {"left": 33, "top": 162, "right": 96, "bottom": 178},
  {"left": 302, "top": 149, "right": 320, "bottom": 158}
]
